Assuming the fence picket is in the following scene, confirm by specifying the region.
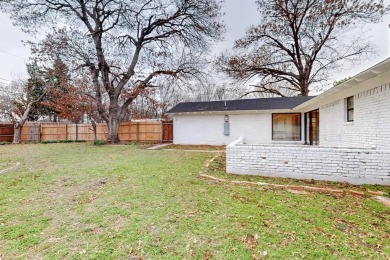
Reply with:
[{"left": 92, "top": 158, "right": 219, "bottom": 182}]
[
  {"left": 0, "top": 124, "right": 14, "bottom": 142},
  {"left": 11, "top": 121, "right": 173, "bottom": 143}
]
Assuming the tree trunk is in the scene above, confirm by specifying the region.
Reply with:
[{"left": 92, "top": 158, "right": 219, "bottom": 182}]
[
  {"left": 13, "top": 123, "right": 22, "bottom": 144},
  {"left": 11, "top": 91, "right": 46, "bottom": 144},
  {"left": 300, "top": 82, "right": 310, "bottom": 96},
  {"left": 91, "top": 121, "right": 97, "bottom": 141},
  {"left": 106, "top": 99, "right": 122, "bottom": 143},
  {"left": 13, "top": 104, "right": 32, "bottom": 144},
  {"left": 301, "top": 89, "right": 309, "bottom": 96},
  {"left": 107, "top": 116, "right": 120, "bottom": 143}
]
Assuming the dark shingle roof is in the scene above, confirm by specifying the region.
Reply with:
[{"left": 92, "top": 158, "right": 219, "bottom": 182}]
[{"left": 167, "top": 96, "right": 315, "bottom": 114}]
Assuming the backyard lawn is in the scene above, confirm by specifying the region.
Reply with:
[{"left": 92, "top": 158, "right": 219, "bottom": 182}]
[{"left": 0, "top": 143, "right": 389, "bottom": 259}]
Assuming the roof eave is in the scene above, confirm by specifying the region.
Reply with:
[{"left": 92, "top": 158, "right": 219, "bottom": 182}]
[
  {"left": 168, "top": 108, "right": 296, "bottom": 116},
  {"left": 293, "top": 57, "right": 390, "bottom": 110}
]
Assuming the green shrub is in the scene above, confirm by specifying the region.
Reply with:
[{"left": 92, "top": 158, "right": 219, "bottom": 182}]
[
  {"left": 93, "top": 140, "right": 106, "bottom": 146},
  {"left": 0, "top": 141, "right": 11, "bottom": 145},
  {"left": 42, "top": 140, "right": 58, "bottom": 144},
  {"left": 42, "top": 140, "right": 87, "bottom": 144},
  {"left": 59, "top": 140, "right": 74, "bottom": 143}
]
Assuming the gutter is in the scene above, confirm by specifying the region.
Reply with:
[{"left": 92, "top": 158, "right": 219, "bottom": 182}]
[{"left": 167, "top": 109, "right": 295, "bottom": 116}]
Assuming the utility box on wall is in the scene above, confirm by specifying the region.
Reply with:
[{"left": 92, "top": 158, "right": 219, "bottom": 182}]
[{"left": 224, "top": 115, "right": 230, "bottom": 136}]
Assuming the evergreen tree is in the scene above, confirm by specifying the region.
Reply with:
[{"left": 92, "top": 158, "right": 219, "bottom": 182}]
[{"left": 26, "top": 61, "right": 47, "bottom": 121}]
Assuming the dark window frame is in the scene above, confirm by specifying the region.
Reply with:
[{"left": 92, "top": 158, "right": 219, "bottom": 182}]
[
  {"left": 346, "top": 96, "right": 354, "bottom": 122},
  {"left": 272, "top": 113, "right": 302, "bottom": 141}
]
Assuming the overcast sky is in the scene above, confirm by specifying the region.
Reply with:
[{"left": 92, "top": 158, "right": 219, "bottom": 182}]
[{"left": 1, "top": 0, "right": 390, "bottom": 87}]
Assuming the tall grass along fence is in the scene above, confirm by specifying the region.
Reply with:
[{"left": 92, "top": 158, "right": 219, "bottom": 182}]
[{"left": 0, "top": 120, "right": 173, "bottom": 143}]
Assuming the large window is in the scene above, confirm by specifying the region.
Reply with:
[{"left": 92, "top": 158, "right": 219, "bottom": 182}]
[
  {"left": 346, "top": 96, "right": 354, "bottom": 122},
  {"left": 272, "top": 113, "right": 301, "bottom": 141}
]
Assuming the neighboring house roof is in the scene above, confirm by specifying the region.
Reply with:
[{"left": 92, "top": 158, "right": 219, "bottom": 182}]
[
  {"left": 167, "top": 96, "right": 315, "bottom": 114},
  {"left": 295, "top": 57, "right": 390, "bottom": 110}
]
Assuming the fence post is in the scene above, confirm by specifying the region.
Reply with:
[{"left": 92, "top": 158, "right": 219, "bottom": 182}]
[
  {"left": 65, "top": 124, "right": 68, "bottom": 140},
  {"left": 160, "top": 121, "right": 163, "bottom": 143},
  {"left": 40, "top": 123, "right": 42, "bottom": 142},
  {"left": 136, "top": 122, "right": 139, "bottom": 142},
  {"left": 76, "top": 124, "right": 78, "bottom": 141}
]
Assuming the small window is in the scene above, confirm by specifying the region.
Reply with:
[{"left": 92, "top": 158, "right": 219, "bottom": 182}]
[
  {"left": 272, "top": 113, "right": 301, "bottom": 141},
  {"left": 346, "top": 96, "right": 354, "bottom": 122}
]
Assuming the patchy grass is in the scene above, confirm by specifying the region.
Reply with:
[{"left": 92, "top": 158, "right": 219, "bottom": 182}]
[{"left": 0, "top": 144, "right": 389, "bottom": 259}]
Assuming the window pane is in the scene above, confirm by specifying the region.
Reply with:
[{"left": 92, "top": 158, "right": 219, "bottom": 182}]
[
  {"left": 348, "top": 110, "right": 354, "bottom": 121},
  {"left": 347, "top": 97, "right": 354, "bottom": 109},
  {"left": 272, "top": 113, "right": 301, "bottom": 141}
]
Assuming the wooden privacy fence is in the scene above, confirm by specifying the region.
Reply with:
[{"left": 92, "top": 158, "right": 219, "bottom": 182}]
[
  {"left": 0, "top": 124, "right": 14, "bottom": 142},
  {"left": 17, "top": 120, "right": 173, "bottom": 143}
]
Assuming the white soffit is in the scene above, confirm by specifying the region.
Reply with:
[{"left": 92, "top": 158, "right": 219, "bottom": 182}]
[{"left": 294, "top": 57, "right": 390, "bottom": 110}]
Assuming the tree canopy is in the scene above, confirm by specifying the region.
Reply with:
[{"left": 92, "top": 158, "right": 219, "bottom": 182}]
[
  {"left": 1, "top": 0, "right": 225, "bottom": 142},
  {"left": 218, "top": 0, "right": 389, "bottom": 97}
]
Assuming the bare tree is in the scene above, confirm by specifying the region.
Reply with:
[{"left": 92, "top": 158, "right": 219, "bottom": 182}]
[
  {"left": 120, "top": 79, "right": 236, "bottom": 119},
  {"left": 0, "top": 79, "right": 46, "bottom": 143},
  {"left": 0, "top": 84, "right": 18, "bottom": 122},
  {"left": 1, "top": 0, "right": 224, "bottom": 143},
  {"left": 218, "top": 0, "right": 389, "bottom": 97}
]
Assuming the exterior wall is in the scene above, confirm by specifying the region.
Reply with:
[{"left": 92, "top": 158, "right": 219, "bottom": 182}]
[
  {"left": 227, "top": 139, "right": 390, "bottom": 185},
  {"left": 173, "top": 113, "right": 272, "bottom": 145},
  {"left": 223, "top": 64, "right": 390, "bottom": 184},
  {"left": 319, "top": 83, "right": 390, "bottom": 149}
]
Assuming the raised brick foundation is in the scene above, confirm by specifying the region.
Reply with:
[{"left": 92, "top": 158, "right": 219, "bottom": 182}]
[{"left": 226, "top": 138, "right": 390, "bottom": 185}]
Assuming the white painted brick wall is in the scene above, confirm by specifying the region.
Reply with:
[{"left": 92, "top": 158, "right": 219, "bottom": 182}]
[
  {"left": 320, "top": 83, "right": 390, "bottom": 149},
  {"left": 226, "top": 142, "right": 390, "bottom": 185},
  {"left": 173, "top": 113, "right": 272, "bottom": 145}
]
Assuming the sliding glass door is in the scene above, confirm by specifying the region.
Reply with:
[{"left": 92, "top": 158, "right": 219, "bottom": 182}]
[{"left": 305, "top": 110, "right": 319, "bottom": 145}]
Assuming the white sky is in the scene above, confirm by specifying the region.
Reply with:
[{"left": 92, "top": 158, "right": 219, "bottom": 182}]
[{"left": 1, "top": 0, "right": 390, "bottom": 87}]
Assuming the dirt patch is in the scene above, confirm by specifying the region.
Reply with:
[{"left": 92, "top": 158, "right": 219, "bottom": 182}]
[
  {"left": 147, "top": 143, "right": 171, "bottom": 150},
  {"left": 164, "top": 144, "right": 226, "bottom": 151},
  {"left": 0, "top": 162, "right": 20, "bottom": 174}
]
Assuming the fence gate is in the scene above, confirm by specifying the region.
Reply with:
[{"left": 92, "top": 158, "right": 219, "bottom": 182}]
[
  {"left": 28, "top": 124, "right": 41, "bottom": 142},
  {"left": 0, "top": 124, "right": 14, "bottom": 142},
  {"left": 162, "top": 120, "right": 173, "bottom": 143}
]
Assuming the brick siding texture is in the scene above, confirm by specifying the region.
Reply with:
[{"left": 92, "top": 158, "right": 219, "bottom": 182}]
[
  {"left": 320, "top": 83, "right": 390, "bottom": 149},
  {"left": 227, "top": 144, "right": 390, "bottom": 185}
]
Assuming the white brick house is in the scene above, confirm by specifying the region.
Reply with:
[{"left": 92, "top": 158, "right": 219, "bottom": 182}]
[
  {"left": 293, "top": 59, "right": 390, "bottom": 150},
  {"left": 168, "top": 58, "right": 390, "bottom": 184},
  {"left": 168, "top": 96, "right": 314, "bottom": 145}
]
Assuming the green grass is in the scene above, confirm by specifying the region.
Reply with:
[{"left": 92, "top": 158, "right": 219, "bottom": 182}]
[{"left": 0, "top": 144, "right": 389, "bottom": 259}]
